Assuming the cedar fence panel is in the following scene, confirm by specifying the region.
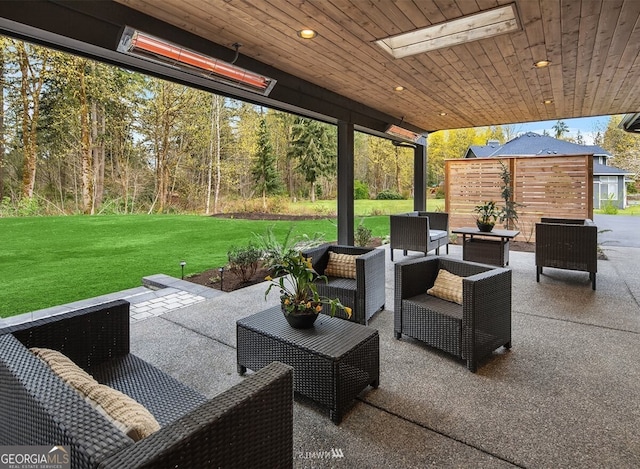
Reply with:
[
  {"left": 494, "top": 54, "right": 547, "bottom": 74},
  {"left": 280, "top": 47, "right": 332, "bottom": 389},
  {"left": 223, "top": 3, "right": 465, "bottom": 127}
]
[{"left": 445, "top": 155, "right": 593, "bottom": 243}]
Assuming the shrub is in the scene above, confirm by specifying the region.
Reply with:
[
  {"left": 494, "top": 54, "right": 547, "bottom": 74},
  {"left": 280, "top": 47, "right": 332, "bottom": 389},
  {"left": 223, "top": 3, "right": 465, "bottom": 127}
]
[
  {"left": 354, "top": 180, "right": 369, "bottom": 200},
  {"left": 354, "top": 219, "right": 372, "bottom": 247},
  {"left": 375, "top": 190, "right": 404, "bottom": 200},
  {"left": 227, "top": 244, "right": 262, "bottom": 282},
  {"left": 601, "top": 199, "right": 618, "bottom": 215}
]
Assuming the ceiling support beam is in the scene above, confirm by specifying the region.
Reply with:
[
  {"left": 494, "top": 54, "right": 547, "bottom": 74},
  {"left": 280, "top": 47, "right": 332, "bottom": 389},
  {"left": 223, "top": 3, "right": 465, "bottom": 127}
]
[
  {"left": 414, "top": 143, "right": 427, "bottom": 212},
  {"left": 337, "top": 121, "right": 355, "bottom": 245}
]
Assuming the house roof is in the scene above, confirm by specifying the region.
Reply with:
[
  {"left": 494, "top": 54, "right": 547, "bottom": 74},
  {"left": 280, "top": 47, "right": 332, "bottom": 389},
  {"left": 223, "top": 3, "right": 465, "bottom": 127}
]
[
  {"left": 593, "top": 162, "right": 634, "bottom": 177},
  {"left": 465, "top": 132, "right": 612, "bottom": 158},
  {"left": 464, "top": 132, "right": 633, "bottom": 177}
]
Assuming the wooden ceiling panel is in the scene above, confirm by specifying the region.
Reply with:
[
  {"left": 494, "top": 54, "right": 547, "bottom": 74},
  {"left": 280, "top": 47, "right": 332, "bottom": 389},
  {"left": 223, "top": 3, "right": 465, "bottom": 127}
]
[{"left": 112, "top": 0, "right": 640, "bottom": 131}]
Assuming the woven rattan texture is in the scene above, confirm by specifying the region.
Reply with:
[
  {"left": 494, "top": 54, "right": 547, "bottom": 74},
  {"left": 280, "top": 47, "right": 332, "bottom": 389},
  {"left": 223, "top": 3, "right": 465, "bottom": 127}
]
[
  {"left": 99, "top": 361, "right": 294, "bottom": 469},
  {"left": 90, "top": 354, "right": 206, "bottom": 427},
  {"left": 536, "top": 219, "right": 598, "bottom": 289},
  {"left": 1, "top": 300, "right": 295, "bottom": 469},
  {"left": 237, "top": 306, "right": 379, "bottom": 423},
  {"left": 390, "top": 212, "right": 449, "bottom": 261},
  {"left": 463, "top": 238, "right": 509, "bottom": 266},
  {"left": 394, "top": 257, "right": 511, "bottom": 372},
  {"left": 303, "top": 244, "right": 385, "bottom": 325}
]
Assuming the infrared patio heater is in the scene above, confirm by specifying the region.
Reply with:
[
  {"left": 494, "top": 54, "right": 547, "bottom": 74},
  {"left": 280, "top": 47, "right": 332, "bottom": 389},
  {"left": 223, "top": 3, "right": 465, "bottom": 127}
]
[{"left": 117, "top": 26, "right": 277, "bottom": 96}]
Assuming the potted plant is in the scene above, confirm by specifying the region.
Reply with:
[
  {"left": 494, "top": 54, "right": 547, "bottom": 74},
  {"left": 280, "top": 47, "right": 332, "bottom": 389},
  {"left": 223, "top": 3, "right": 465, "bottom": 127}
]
[
  {"left": 264, "top": 249, "right": 352, "bottom": 329},
  {"left": 474, "top": 200, "right": 501, "bottom": 232}
]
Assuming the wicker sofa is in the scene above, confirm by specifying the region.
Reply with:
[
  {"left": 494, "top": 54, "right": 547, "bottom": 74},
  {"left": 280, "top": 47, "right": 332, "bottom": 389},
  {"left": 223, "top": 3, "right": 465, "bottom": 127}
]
[
  {"left": 301, "top": 244, "right": 385, "bottom": 325},
  {"left": 394, "top": 257, "right": 512, "bottom": 372},
  {"left": 0, "top": 300, "right": 294, "bottom": 469},
  {"left": 389, "top": 212, "right": 449, "bottom": 261},
  {"left": 535, "top": 218, "right": 598, "bottom": 290}
]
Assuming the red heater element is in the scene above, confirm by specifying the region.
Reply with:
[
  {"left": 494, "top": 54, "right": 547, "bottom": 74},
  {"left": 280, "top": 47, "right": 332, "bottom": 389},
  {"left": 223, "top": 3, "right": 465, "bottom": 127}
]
[
  {"left": 385, "top": 124, "right": 422, "bottom": 142},
  {"left": 118, "top": 27, "right": 276, "bottom": 96}
]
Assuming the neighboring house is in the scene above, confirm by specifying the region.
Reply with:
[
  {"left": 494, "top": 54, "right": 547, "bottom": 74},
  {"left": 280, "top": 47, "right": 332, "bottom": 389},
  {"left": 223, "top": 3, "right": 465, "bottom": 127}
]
[{"left": 464, "top": 132, "right": 634, "bottom": 209}]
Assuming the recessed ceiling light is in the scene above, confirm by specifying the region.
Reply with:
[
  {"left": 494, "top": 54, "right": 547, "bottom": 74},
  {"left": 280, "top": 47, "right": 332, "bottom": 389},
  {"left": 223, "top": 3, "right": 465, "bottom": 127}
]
[
  {"left": 394, "top": 86, "right": 405, "bottom": 91},
  {"left": 543, "top": 99, "right": 553, "bottom": 104},
  {"left": 439, "top": 112, "right": 447, "bottom": 116},
  {"left": 534, "top": 60, "right": 551, "bottom": 68},
  {"left": 375, "top": 4, "right": 519, "bottom": 58},
  {"left": 297, "top": 29, "right": 317, "bottom": 39}
]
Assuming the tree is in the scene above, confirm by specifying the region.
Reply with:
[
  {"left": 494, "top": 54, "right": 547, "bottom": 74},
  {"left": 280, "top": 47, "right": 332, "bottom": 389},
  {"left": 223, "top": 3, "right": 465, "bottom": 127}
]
[
  {"left": 15, "top": 40, "right": 50, "bottom": 198},
  {"left": 288, "top": 117, "right": 335, "bottom": 202},
  {"left": 251, "top": 117, "right": 281, "bottom": 209},
  {"left": 602, "top": 115, "right": 640, "bottom": 189},
  {"left": 139, "top": 80, "right": 196, "bottom": 213},
  {"left": 552, "top": 120, "right": 569, "bottom": 139}
]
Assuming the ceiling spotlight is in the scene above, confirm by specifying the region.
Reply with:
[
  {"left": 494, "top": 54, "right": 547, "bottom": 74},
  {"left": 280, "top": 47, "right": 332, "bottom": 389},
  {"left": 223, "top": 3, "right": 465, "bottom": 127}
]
[
  {"left": 297, "top": 29, "right": 318, "bottom": 39},
  {"left": 543, "top": 99, "right": 553, "bottom": 104},
  {"left": 439, "top": 112, "right": 447, "bottom": 116},
  {"left": 534, "top": 60, "right": 551, "bottom": 68},
  {"left": 394, "top": 86, "right": 405, "bottom": 91}
]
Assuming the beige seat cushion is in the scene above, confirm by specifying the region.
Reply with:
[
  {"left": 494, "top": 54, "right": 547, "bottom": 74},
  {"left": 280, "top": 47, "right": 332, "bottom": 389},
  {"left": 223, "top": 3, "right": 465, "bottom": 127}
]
[
  {"left": 324, "top": 251, "right": 357, "bottom": 279},
  {"left": 427, "top": 269, "right": 463, "bottom": 305},
  {"left": 30, "top": 347, "right": 160, "bottom": 441}
]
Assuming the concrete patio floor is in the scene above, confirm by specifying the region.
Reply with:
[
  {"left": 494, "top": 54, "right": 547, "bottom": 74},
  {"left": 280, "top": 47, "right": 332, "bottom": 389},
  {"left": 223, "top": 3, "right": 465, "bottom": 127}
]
[{"left": 130, "top": 243, "right": 640, "bottom": 468}]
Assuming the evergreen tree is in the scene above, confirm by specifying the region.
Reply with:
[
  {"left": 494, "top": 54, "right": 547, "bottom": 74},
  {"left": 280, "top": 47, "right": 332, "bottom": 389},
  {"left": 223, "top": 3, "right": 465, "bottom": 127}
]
[
  {"left": 251, "top": 117, "right": 281, "bottom": 209},
  {"left": 287, "top": 117, "right": 335, "bottom": 202},
  {"left": 553, "top": 120, "right": 569, "bottom": 139}
]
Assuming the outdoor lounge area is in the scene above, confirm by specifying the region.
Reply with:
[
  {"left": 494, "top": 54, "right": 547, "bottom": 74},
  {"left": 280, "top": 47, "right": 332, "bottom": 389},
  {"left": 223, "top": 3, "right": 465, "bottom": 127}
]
[{"left": 3, "top": 241, "right": 638, "bottom": 468}]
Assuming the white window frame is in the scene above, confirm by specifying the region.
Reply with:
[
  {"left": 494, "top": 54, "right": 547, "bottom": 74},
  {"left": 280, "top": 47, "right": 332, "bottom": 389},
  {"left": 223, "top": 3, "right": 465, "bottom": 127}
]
[{"left": 599, "top": 176, "right": 618, "bottom": 201}]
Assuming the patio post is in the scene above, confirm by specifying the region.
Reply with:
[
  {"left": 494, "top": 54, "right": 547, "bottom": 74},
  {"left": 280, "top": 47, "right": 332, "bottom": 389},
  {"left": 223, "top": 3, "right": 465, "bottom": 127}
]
[
  {"left": 413, "top": 141, "right": 427, "bottom": 211},
  {"left": 337, "top": 121, "right": 355, "bottom": 245}
]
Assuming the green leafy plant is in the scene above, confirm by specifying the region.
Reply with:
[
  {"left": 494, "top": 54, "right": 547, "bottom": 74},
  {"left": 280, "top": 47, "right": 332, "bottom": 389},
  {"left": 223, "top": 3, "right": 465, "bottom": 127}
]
[
  {"left": 264, "top": 249, "right": 351, "bottom": 318},
  {"left": 354, "top": 219, "right": 372, "bottom": 247},
  {"left": 375, "top": 190, "right": 404, "bottom": 200},
  {"left": 253, "top": 226, "right": 325, "bottom": 268},
  {"left": 601, "top": 194, "right": 618, "bottom": 214},
  {"left": 499, "top": 160, "right": 521, "bottom": 229},
  {"left": 474, "top": 201, "right": 501, "bottom": 229},
  {"left": 227, "top": 244, "right": 262, "bottom": 282}
]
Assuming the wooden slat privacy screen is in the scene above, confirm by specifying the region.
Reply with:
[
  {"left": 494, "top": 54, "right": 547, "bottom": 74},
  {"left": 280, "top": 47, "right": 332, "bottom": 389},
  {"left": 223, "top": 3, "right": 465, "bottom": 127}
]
[{"left": 445, "top": 156, "right": 593, "bottom": 242}]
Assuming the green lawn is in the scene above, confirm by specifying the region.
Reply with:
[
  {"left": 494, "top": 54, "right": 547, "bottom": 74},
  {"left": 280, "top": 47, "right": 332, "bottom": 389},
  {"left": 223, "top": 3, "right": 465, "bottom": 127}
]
[
  {"left": 0, "top": 214, "right": 393, "bottom": 318},
  {"left": 289, "top": 198, "right": 445, "bottom": 216}
]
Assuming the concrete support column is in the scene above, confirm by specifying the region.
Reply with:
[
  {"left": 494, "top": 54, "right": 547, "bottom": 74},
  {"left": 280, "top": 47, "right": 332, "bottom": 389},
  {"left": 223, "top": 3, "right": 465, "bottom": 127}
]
[
  {"left": 413, "top": 142, "right": 427, "bottom": 211},
  {"left": 337, "top": 121, "right": 354, "bottom": 245}
]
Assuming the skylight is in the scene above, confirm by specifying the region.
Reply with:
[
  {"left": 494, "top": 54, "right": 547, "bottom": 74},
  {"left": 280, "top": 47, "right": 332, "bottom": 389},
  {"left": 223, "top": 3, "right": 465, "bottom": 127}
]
[{"left": 375, "top": 4, "right": 520, "bottom": 59}]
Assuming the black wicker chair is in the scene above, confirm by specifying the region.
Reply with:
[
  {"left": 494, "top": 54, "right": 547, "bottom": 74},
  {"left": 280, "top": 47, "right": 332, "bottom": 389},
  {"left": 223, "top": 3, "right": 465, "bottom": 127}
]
[
  {"left": 389, "top": 212, "right": 449, "bottom": 261},
  {"left": 535, "top": 218, "right": 598, "bottom": 290},
  {"left": 394, "top": 257, "right": 512, "bottom": 372},
  {"left": 302, "top": 244, "right": 385, "bottom": 325},
  {"left": 0, "top": 300, "right": 294, "bottom": 469}
]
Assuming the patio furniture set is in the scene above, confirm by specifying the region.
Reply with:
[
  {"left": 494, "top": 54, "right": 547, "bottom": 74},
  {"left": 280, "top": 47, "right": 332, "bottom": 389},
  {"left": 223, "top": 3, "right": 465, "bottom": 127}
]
[
  {"left": 0, "top": 213, "right": 597, "bottom": 466},
  {"left": 0, "top": 300, "right": 293, "bottom": 469}
]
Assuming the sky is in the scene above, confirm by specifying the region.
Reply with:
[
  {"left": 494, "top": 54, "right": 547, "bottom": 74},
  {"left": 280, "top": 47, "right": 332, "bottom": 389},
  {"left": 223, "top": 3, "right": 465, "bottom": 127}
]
[{"left": 511, "top": 115, "right": 611, "bottom": 145}]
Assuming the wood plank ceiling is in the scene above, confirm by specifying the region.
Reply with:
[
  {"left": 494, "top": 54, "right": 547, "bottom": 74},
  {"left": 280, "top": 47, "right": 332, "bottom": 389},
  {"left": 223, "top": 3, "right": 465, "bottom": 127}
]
[{"left": 113, "top": 0, "right": 640, "bottom": 133}]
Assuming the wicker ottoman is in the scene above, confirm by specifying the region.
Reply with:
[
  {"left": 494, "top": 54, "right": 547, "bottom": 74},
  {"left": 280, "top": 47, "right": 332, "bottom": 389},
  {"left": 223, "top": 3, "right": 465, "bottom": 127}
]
[{"left": 237, "top": 306, "right": 379, "bottom": 424}]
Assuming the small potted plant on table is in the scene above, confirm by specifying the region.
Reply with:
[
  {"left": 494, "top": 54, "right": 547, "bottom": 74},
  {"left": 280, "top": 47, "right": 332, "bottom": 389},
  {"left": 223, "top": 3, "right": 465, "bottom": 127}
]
[{"left": 474, "top": 201, "right": 501, "bottom": 232}]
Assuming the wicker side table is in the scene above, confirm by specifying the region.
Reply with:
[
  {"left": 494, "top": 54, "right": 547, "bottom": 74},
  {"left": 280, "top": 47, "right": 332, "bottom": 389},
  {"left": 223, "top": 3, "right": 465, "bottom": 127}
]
[
  {"left": 452, "top": 227, "right": 520, "bottom": 267},
  {"left": 237, "top": 306, "right": 379, "bottom": 424}
]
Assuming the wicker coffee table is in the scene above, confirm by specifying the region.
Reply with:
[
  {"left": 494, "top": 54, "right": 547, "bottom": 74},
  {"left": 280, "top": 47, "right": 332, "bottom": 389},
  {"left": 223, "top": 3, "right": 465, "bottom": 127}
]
[{"left": 237, "top": 306, "right": 379, "bottom": 424}]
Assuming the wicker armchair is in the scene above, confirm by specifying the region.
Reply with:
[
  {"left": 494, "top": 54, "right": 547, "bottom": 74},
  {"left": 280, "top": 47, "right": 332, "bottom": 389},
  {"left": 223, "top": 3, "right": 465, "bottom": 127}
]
[
  {"left": 535, "top": 218, "right": 598, "bottom": 290},
  {"left": 0, "top": 300, "right": 294, "bottom": 469},
  {"left": 302, "top": 244, "right": 385, "bottom": 325},
  {"left": 389, "top": 212, "right": 449, "bottom": 261},
  {"left": 394, "top": 257, "right": 512, "bottom": 372}
]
